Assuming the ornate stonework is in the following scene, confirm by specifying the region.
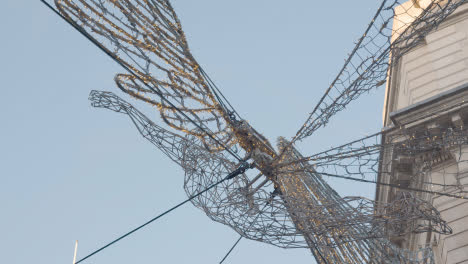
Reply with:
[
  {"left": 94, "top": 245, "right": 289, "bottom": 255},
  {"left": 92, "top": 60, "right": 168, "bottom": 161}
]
[{"left": 379, "top": 1, "right": 468, "bottom": 263}]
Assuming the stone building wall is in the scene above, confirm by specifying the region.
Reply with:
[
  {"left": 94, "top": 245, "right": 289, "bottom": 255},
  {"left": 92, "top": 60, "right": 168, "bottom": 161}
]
[
  {"left": 378, "top": 1, "right": 468, "bottom": 263},
  {"left": 383, "top": 2, "right": 468, "bottom": 120}
]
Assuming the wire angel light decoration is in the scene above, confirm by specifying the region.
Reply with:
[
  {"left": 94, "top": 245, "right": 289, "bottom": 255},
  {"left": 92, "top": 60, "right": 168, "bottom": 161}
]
[{"left": 49, "top": 0, "right": 468, "bottom": 263}]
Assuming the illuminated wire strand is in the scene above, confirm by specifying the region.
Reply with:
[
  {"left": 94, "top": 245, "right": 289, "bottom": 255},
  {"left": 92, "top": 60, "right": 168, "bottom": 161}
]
[{"left": 39, "top": 0, "right": 242, "bottom": 162}]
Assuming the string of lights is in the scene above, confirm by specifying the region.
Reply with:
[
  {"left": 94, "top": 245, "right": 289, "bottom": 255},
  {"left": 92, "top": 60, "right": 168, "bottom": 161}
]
[
  {"left": 42, "top": 0, "right": 468, "bottom": 263},
  {"left": 40, "top": 0, "right": 242, "bottom": 161}
]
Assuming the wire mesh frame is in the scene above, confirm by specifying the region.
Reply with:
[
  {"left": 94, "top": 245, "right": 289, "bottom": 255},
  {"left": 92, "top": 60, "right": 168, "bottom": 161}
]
[{"left": 50, "top": 0, "right": 468, "bottom": 263}]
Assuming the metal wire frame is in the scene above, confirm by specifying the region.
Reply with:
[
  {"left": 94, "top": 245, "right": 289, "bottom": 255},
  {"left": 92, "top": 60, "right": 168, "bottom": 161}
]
[
  {"left": 292, "top": 0, "right": 467, "bottom": 143},
  {"left": 50, "top": 0, "right": 468, "bottom": 263},
  {"left": 90, "top": 90, "right": 466, "bottom": 264}
]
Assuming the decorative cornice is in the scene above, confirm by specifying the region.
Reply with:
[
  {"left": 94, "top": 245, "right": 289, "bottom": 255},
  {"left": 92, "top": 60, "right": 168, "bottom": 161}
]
[
  {"left": 389, "top": 83, "right": 468, "bottom": 128},
  {"left": 383, "top": 3, "right": 468, "bottom": 126}
]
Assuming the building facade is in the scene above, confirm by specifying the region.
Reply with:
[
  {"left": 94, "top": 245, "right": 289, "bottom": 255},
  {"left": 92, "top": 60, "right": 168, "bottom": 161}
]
[{"left": 377, "top": 1, "right": 468, "bottom": 263}]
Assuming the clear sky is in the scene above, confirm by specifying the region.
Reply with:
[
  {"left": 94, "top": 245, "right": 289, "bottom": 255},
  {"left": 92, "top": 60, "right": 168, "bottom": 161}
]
[{"left": 2, "top": 1, "right": 386, "bottom": 263}]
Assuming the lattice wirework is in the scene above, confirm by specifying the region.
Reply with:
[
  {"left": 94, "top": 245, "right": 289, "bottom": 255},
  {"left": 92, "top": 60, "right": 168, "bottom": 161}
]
[
  {"left": 289, "top": 125, "right": 468, "bottom": 200},
  {"left": 56, "top": 0, "right": 239, "bottom": 152},
  {"left": 90, "top": 90, "right": 467, "bottom": 264},
  {"left": 52, "top": 0, "right": 468, "bottom": 263},
  {"left": 293, "top": 0, "right": 467, "bottom": 143}
]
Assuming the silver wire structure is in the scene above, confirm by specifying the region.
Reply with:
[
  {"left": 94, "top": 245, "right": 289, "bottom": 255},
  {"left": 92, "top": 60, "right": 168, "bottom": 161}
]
[{"left": 56, "top": 0, "right": 468, "bottom": 263}]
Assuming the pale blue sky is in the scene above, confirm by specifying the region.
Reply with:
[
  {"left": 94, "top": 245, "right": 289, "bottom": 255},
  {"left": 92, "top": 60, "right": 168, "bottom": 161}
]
[{"left": 2, "top": 1, "right": 385, "bottom": 263}]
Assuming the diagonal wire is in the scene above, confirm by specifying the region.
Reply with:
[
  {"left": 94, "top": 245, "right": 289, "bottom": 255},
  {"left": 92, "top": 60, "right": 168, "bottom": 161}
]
[
  {"left": 219, "top": 195, "right": 329, "bottom": 264},
  {"left": 219, "top": 236, "right": 243, "bottom": 264},
  {"left": 219, "top": 235, "right": 329, "bottom": 264},
  {"left": 218, "top": 198, "right": 273, "bottom": 263},
  {"left": 316, "top": 172, "right": 468, "bottom": 200},
  {"left": 74, "top": 162, "right": 251, "bottom": 264}
]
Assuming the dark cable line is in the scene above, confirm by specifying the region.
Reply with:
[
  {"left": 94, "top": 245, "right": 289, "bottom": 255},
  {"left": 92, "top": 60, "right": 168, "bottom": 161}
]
[
  {"left": 199, "top": 67, "right": 241, "bottom": 120},
  {"left": 218, "top": 199, "right": 271, "bottom": 263},
  {"left": 218, "top": 201, "right": 266, "bottom": 264},
  {"left": 219, "top": 236, "right": 242, "bottom": 264},
  {"left": 39, "top": 0, "right": 242, "bottom": 162},
  {"left": 41, "top": 2, "right": 465, "bottom": 263},
  {"left": 317, "top": 172, "right": 468, "bottom": 200},
  {"left": 218, "top": 202, "right": 269, "bottom": 264},
  {"left": 218, "top": 194, "right": 329, "bottom": 264},
  {"left": 73, "top": 162, "right": 251, "bottom": 264},
  {"left": 219, "top": 235, "right": 329, "bottom": 264},
  {"left": 218, "top": 195, "right": 274, "bottom": 264}
]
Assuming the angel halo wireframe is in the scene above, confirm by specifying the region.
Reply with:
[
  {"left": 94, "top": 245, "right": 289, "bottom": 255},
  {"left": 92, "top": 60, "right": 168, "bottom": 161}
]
[{"left": 49, "top": 0, "right": 468, "bottom": 263}]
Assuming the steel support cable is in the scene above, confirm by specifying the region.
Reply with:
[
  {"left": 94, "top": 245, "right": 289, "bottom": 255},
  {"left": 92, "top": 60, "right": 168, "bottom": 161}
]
[
  {"left": 219, "top": 196, "right": 271, "bottom": 263},
  {"left": 219, "top": 235, "right": 327, "bottom": 264},
  {"left": 314, "top": 172, "right": 468, "bottom": 200},
  {"left": 40, "top": 0, "right": 242, "bottom": 162},
  {"left": 276, "top": 76, "right": 468, "bottom": 174},
  {"left": 199, "top": 67, "right": 241, "bottom": 121},
  {"left": 198, "top": 66, "right": 275, "bottom": 156},
  {"left": 72, "top": 162, "right": 251, "bottom": 264},
  {"left": 218, "top": 195, "right": 329, "bottom": 264},
  {"left": 218, "top": 200, "right": 271, "bottom": 264},
  {"left": 275, "top": 132, "right": 383, "bottom": 169},
  {"left": 219, "top": 232, "right": 330, "bottom": 263},
  {"left": 219, "top": 235, "right": 242, "bottom": 264}
]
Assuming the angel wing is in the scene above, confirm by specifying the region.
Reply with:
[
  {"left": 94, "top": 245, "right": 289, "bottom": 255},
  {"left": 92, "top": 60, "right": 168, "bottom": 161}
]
[
  {"left": 56, "top": 0, "right": 310, "bottom": 249},
  {"left": 56, "top": 0, "right": 237, "bottom": 150},
  {"left": 292, "top": 0, "right": 465, "bottom": 143},
  {"left": 90, "top": 91, "right": 449, "bottom": 251},
  {"left": 284, "top": 127, "right": 468, "bottom": 200},
  {"left": 89, "top": 90, "right": 310, "bottom": 248}
]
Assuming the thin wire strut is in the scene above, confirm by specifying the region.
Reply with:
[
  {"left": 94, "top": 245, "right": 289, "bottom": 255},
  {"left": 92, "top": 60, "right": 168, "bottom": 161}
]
[{"left": 74, "top": 163, "right": 250, "bottom": 264}]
